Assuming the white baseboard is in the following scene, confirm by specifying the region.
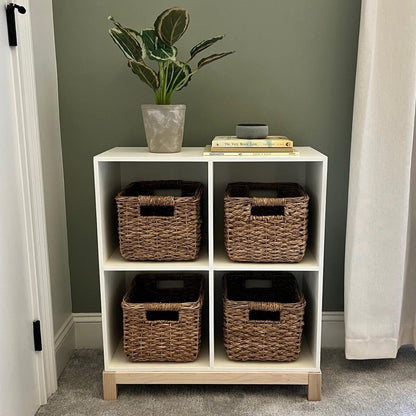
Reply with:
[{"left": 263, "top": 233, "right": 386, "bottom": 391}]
[
  {"left": 321, "top": 312, "right": 344, "bottom": 348},
  {"left": 69, "top": 311, "right": 345, "bottom": 350},
  {"left": 54, "top": 315, "right": 75, "bottom": 377},
  {"left": 73, "top": 313, "right": 103, "bottom": 349}
]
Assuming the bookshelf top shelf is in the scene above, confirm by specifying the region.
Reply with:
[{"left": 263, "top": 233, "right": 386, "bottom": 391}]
[{"left": 94, "top": 147, "right": 327, "bottom": 162}]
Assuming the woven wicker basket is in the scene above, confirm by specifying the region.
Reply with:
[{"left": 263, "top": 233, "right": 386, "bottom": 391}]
[
  {"left": 116, "top": 180, "right": 203, "bottom": 261},
  {"left": 122, "top": 273, "right": 204, "bottom": 362},
  {"left": 224, "top": 182, "right": 309, "bottom": 263},
  {"left": 223, "top": 272, "right": 306, "bottom": 361}
]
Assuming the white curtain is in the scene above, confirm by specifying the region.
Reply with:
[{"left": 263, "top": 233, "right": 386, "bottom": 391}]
[{"left": 345, "top": 0, "right": 416, "bottom": 359}]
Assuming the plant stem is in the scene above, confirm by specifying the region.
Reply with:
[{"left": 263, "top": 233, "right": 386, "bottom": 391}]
[
  {"left": 155, "top": 61, "right": 173, "bottom": 104},
  {"left": 163, "top": 62, "right": 169, "bottom": 103},
  {"left": 156, "top": 62, "right": 164, "bottom": 104}
]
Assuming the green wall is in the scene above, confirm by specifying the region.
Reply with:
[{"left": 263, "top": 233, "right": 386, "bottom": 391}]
[{"left": 52, "top": 0, "right": 361, "bottom": 312}]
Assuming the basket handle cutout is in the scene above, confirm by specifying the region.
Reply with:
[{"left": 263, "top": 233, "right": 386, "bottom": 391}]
[
  {"left": 146, "top": 310, "right": 179, "bottom": 321},
  {"left": 140, "top": 205, "right": 174, "bottom": 217},
  {"left": 245, "top": 279, "right": 272, "bottom": 289},
  {"left": 249, "top": 310, "right": 280, "bottom": 321},
  {"left": 156, "top": 280, "right": 184, "bottom": 289},
  {"left": 251, "top": 205, "right": 284, "bottom": 216}
]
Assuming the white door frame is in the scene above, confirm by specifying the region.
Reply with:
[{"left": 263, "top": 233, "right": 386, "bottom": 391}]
[{"left": 7, "top": 0, "right": 57, "bottom": 401}]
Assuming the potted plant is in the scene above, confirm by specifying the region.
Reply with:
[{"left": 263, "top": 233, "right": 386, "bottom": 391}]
[{"left": 108, "top": 7, "right": 234, "bottom": 153}]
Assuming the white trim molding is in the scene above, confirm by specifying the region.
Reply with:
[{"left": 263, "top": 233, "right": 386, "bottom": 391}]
[
  {"left": 321, "top": 312, "right": 344, "bottom": 348},
  {"left": 73, "top": 313, "right": 103, "bottom": 349},
  {"left": 69, "top": 312, "right": 345, "bottom": 351},
  {"left": 11, "top": 0, "right": 57, "bottom": 401},
  {"left": 54, "top": 315, "right": 75, "bottom": 377}
]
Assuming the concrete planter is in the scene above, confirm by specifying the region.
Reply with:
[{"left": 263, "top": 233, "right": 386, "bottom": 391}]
[{"left": 141, "top": 104, "right": 186, "bottom": 153}]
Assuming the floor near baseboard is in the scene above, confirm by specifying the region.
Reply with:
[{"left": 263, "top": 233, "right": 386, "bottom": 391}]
[{"left": 37, "top": 347, "right": 416, "bottom": 416}]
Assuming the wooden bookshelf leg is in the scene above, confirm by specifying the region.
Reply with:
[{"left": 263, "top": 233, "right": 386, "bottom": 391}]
[
  {"left": 103, "top": 372, "right": 117, "bottom": 401},
  {"left": 307, "top": 372, "right": 322, "bottom": 401}
]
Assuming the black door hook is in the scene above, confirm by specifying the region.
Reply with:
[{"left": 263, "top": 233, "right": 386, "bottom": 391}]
[{"left": 6, "top": 3, "right": 26, "bottom": 47}]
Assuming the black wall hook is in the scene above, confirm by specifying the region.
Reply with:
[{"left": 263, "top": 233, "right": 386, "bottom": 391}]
[{"left": 6, "top": 3, "right": 26, "bottom": 47}]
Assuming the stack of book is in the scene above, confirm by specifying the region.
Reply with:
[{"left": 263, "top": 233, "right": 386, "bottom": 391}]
[{"left": 203, "top": 136, "right": 299, "bottom": 156}]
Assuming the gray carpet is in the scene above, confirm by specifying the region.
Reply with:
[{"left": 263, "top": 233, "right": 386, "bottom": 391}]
[{"left": 36, "top": 347, "right": 416, "bottom": 416}]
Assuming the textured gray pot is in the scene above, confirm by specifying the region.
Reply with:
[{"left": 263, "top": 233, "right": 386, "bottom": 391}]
[{"left": 141, "top": 104, "right": 186, "bottom": 153}]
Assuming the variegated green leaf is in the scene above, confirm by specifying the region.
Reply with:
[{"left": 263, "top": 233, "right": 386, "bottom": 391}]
[
  {"left": 189, "top": 35, "right": 223, "bottom": 60},
  {"left": 176, "top": 63, "right": 192, "bottom": 91},
  {"left": 108, "top": 18, "right": 136, "bottom": 38},
  {"left": 197, "top": 51, "right": 235, "bottom": 69},
  {"left": 165, "top": 62, "right": 192, "bottom": 92},
  {"left": 140, "top": 29, "right": 176, "bottom": 61},
  {"left": 109, "top": 27, "right": 143, "bottom": 61},
  {"left": 108, "top": 17, "right": 143, "bottom": 61},
  {"left": 154, "top": 7, "right": 189, "bottom": 46},
  {"left": 128, "top": 60, "right": 159, "bottom": 90}
]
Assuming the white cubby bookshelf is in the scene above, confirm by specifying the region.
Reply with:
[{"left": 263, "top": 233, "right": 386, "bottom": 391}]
[{"left": 93, "top": 146, "right": 327, "bottom": 401}]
